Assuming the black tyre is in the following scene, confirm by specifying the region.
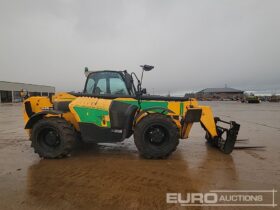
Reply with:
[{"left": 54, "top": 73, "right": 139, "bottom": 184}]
[
  {"left": 134, "top": 114, "right": 179, "bottom": 159},
  {"left": 31, "top": 118, "right": 76, "bottom": 159}
]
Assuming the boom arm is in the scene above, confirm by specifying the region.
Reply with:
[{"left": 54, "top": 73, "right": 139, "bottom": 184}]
[{"left": 182, "top": 105, "right": 240, "bottom": 154}]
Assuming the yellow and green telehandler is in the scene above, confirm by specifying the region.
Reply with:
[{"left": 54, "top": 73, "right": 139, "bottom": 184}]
[{"left": 22, "top": 65, "right": 240, "bottom": 159}]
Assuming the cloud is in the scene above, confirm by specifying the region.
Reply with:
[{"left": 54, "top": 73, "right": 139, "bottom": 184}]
[{"left": 0, "top": 0, "right": 279, "bottom": 94}]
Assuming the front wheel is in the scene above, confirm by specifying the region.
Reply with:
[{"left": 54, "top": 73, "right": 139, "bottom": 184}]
[
  {"left": 134, "top": 114, "right": 179, "bottom": 159},
  {"left": 31, "top": 118, "right": 76, "bottom": 158}
]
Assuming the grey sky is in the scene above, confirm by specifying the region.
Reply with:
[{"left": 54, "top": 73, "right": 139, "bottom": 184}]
[{"left": 0, "top": 0, "right": 279, "bottom": 94}]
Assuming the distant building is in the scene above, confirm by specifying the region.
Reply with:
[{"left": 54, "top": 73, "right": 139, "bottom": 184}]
[
  {"left": 196, "top": 87, "right": 244, "bottom": 100},
  {"left": 0, "top": 81, "right": 55, "bottom": 103},
  {"left": 184, "top": 93, "right": 196, "bottom": 98}
]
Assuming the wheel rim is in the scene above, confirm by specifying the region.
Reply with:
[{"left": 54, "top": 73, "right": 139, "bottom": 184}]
[
  {"left": 144, "top": 125, "right": 169, "bottom": 146},
  {"left": 38, "top": 127, "right": 61, "bottom": 148}
]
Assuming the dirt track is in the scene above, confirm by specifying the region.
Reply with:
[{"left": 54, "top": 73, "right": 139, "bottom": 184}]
[{"left": 0, "top": 102, "right": 279, "bottom": 210}]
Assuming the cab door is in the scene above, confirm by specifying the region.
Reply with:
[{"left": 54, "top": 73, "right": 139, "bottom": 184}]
[{"left": 71, "top": 71, "right": 135, "bottom": 142}]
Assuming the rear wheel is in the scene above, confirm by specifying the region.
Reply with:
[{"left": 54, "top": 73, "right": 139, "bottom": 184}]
[
  {"left": 134, "top": 114, "right": 179, "bottom": 159},
  {"left": 31, "top": 118, "right": 76, "bottom": 158}
]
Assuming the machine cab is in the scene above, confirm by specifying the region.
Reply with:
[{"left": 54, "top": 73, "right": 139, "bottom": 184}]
[{"left": 84, "top": 71, "right": 136, "bottom": 96}]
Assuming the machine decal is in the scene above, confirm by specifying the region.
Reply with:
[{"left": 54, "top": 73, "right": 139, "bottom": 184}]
[
  {"left": 73, "top": 106, "right": 109, "bottom": 126},
  {"left": 116, "top": 99, "right": 168, "bottom": 111}
]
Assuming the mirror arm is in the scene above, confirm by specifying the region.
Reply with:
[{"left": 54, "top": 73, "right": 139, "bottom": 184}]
[
  {"left": 131, "top": 72, "right": 141, "bottom": 92},
  {"left": 131, "top": 72, "right": 143, "bottom": 108},
  {"left": 140, "top": 69, "right": 144, "bottom": 87}
]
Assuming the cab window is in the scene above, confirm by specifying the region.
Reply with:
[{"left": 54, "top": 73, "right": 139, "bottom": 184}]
[
  {"left": 95, "top": 78, "right": 106, "bottom": 94},
  {"left": 85, "top": 78, "right": 95, "bottom": 94},
  {"left": 84, "top": 71, "right": 129, "bottom": 95},
  {"left": 110, "top": 77, "right": 128, "bottom": 95}
]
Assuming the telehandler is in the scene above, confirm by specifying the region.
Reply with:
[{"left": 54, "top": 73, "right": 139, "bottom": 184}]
[{"left": 22, "top": 65, "right": 240, "bottom": 159}]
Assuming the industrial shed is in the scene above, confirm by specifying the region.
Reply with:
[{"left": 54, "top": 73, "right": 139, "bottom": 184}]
[
  {"left": 0, "top": 81, "right": 55, "bottom": 103},
  {"left": 196, "top": 87, "right": 244, "bottom": 100}
]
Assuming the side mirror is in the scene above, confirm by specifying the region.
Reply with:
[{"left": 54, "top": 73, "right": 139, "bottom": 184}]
[
  {"left": 140, "top": 65, "right": 154, "bottom": 71},
  {"left": 135, "top": 89, "right": 146, "bottom": 97},
  {"left": 141, "top": 88, "right": 147, "bottom": 94}
]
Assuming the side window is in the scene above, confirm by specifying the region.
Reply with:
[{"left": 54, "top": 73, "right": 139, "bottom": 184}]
[
  {"left": 85, "top": 78, "right": 95, "bottom": 94},
  {"left": 85, "top": 72, "right": 130, "bottom": 95},
  {"left": 95, "top": 78, "right": 107, "bottom": 94},
  {"left": 110, "top": 77, "right": 129, "bottom": 95}
]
